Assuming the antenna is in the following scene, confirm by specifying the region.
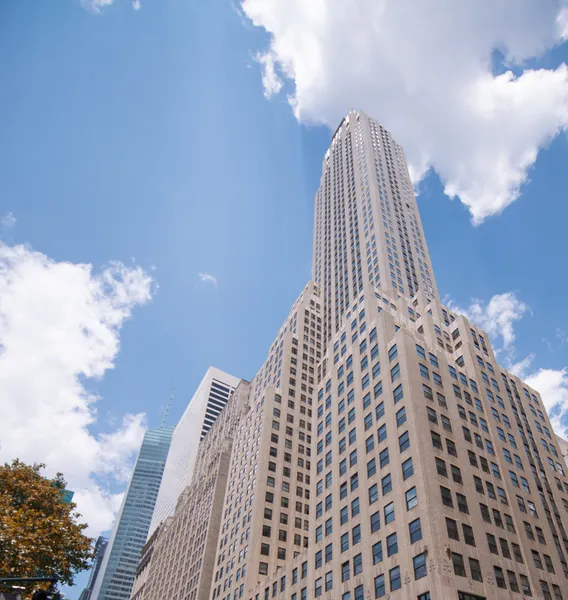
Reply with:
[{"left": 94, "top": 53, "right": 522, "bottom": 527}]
[{"left": 161, "top": 383, "right": 176, "bottom": 428}]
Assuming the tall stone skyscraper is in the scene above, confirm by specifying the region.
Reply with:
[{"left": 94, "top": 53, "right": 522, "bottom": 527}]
[
  {"left": 134, "top": 111, "right": 568, "bottom": 600},
  {"left": 91, "top": 425, "right": 173, "bottom": 600}
]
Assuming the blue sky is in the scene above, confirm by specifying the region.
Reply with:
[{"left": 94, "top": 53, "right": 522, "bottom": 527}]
[{"left": 1, "top": 0, "right": 568, "bottom": 597}]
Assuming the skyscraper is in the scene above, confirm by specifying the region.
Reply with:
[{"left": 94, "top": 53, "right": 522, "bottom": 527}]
[
  {"left": 148, "top": 367, "right": 240, "bottom": 538},
  {"left": 91, "top": 425, "right": 173, "bottom": 600},
  {"left": 79, "top": 536, "right": 108, "bottom": 600},
  {"left": 135, "top": 111, "right": 568, "bottom": 600}
]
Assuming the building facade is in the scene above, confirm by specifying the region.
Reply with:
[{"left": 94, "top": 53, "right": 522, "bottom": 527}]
[
  {"left": 79, "top": 536, "right": 108, "bottom": 600},
  {"left": 134, "top": 111, "right": 568, "bottom": 600},
  {"left": 148, "top": 367, "right": 240, "bottom": 538},
  {"left": 91, "top": 425, "right": 174, "bottom": 600}
]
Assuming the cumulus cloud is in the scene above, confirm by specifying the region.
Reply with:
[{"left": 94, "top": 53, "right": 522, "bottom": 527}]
[
  {"left": 0, "top": 242, "right": 154, "bottom": 536},
  {"left": 198, "top": 272, "right": 218, "bottom": 287},
  {"left": 242, "top": 0, "right": 568, "bottom": 223},
  {"left": 450, "top": 291, "right": 568, "bottom": 437},
  {"left": 256, "top": 52, "right": 283, "bottom": 98},
  {"left": 81, "top": 0, "right": 114, "bottom": 13},
  {"left": 81, "top": 0, "right": 140, "bottom": 13},
  {"left": 449, "top": 292, "right": 529, "bottom": 355},
  {"left": 525, "top": 369, "right": 568, "bottom": 439},
  {"left": 1, "top": 212, "right": 16, "bottom": 231}
]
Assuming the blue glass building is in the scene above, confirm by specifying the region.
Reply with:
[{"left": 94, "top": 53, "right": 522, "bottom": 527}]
[{"left": 91, "top": 426, "right": 174, "bottom": 600}]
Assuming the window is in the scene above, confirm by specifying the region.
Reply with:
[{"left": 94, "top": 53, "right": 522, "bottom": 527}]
[
  {"left": 396, "top": 407, "right": 406, "bottom": 426},
  {"left": 487, "top": 533, "right": 498, "bottom": 554},
  {"left": 372, "top": 541, "right": 383, "bottom": 564},
  {"left": 469, "top": 558, "right": 482, "bottom": 582},
  {"left": 377, "top": 423, "right": 387, "bottom": 442},
  {"left": 393, "top": 384, "right": 403, "bottom": 403},
  {"left": 388, "top": 345, "right": 397, "bottom": 361},
  {"left": 440, "top": 486, "right": 453, "bottom": 507},
  {"left": 389, "top": 566, "right": 401, "bottom": 591},
  {"left": 369, "top": 483, "right": 379, "bottom": 504},
  {"left": 463, "top": 524, "right": 475, "bottom": 546},
  {"left": 325, "top": 571, "right": 333, "bottom": 592},
  {"left": 391, "top": 363, "right": 400, "bottom": 381},
  {"left": 399, "top": 431, "right": 410, "bottom": 452},
  {"left": 409, "top": 518, "right": 422, "bottom": 543},
  {"left": 431, "top": 431, "right": 442, "bottom": 449},
  {"left": 494, "top": 566, "right": 506, "bottom": 589},
  {"left": 436, "top": 458, "right": 448, "bottom": 477},
  {"left": 456, "top": 493, "right": 469, "bottom": 514},
  {"left": 353, "top": 553, "right": 362, "bottom": 575},
  {"left": 406, "top": 486, "right": 418, "bottom": 510},
  {"left": 382, "top": 473, "right": 392, "bottom": 495},
  {"left": 370, "top": 511, "right": 380, "bottom": 533},
  {"left": 315, "top": 578, "right": 323, "bottom": 597},
  {"left": 446, "top": 517, "right": 459, "bottom": 540},
  {"left": 414, "top": 553, "right": 427, "bottom": 580},
  {"left": 405, "top": 487, "right": 418, "bottom": 510},
  {"left": 341, "top": 561, "right": 350, "bottom": 582},
  {"left": 385, "top": 502, "right": 395, "bottom": 523},
  {"left": 374, "top": 574, "right": 385, "bottom": 598},
  {"left": 402, "top": 457, "right": 413, "bottom": 480},
  {"left": 507, "top": 571, "right": 519, "bottom": 593},
  {"left": 386, "top": 532, "right": 398, "bottom": 556},
  {"left": 452, "top": 552, "right": 466, "bottom": 577}
]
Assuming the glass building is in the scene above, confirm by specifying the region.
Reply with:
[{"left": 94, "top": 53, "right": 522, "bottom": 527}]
[{"left": 90, "top": 425, "right": 173, "bottom": 600}]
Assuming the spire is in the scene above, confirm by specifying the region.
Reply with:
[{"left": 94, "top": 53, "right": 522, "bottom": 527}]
[{"left": 161, "top": 384, "right": 176, "bottom": 428}]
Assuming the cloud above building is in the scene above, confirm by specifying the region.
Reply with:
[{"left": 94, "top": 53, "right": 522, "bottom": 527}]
[{"left": 242, "top": 0, "right": 568, "bottom": 224}]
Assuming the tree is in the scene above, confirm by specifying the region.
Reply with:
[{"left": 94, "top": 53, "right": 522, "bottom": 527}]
[{"left": 0, "top": 460, "right": 94, "bottom": 597}]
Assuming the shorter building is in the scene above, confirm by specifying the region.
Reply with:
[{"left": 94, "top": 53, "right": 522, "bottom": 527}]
[
  {"left": 148, "top": 367, "right": 240, "bottom": 538},
  {"left": 90, "top": 425, "right": 174, "bottom": 600},
  {"left": 60, "top": 489, "right": 74, "bottom": 504},
  {"left": 78, "top": 536, "right": 108, "bottom": 600},
  {"left": 131, "top": 380, "right": 250, "bottom": 600},
  {"left": 129, "top": 526, "right": 162, "bottom": 600}
]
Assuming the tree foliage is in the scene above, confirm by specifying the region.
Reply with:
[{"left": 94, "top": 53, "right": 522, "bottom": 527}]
[{"left": 0, "top": 460, "right": 94, "bottom": 597}]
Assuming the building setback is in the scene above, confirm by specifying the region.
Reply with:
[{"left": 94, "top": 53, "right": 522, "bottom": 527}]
[
  {"left": 134, "top": 111, "right": 568, "bottom": 600},
  {"left": 91, "top": 425, "right": 174, "bottom": 600},
  {"left": 148, "top": 367, "right": 240, "bottom": 538}
]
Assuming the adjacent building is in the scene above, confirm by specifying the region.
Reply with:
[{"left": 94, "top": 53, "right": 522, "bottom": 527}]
[
  {"left": 134, "top": 111, "right": 568, "bottom": 600},
  {"left": 148, "top": 368, "right": 240, "bottom": 538},
  {"left": 91, "top": 425, "right": 174, "bottom": 600},
  {"left": 79, "top": 536, "right": 108, "bottom": 600}
]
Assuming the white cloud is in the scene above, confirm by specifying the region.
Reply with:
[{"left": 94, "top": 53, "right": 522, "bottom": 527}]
[
  {"left": 81, "top": 0, "right": 114, "bottom": 13},
  {"left": 1, "top": 212, "right": 16, "bottom": 231},
  {"left": 256, "top": 52, "right": 283, "bottom": 98},
  {"left": 525, "top": 369, "right": 568, "bottom": 439},
  {"left": 449, "top": 292, "right": 529, "bottom": 354},
  {"left": 81, "top": 0, "right": 140, "bottom": 13},
  {"left": 198, "top": 272, "right": 218, "bottom": 287},
  {"left": 242, "top": 0, "right": 568, "bottom": 223},
  {"left": 559, "top": 7, "right": 568, "bottom": 40},
  {"left": 0, "top": 242, "right": 154, "bottom": 536},
  {"left": 450, "top": 291, "right": 568, "bottom": 437}
]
